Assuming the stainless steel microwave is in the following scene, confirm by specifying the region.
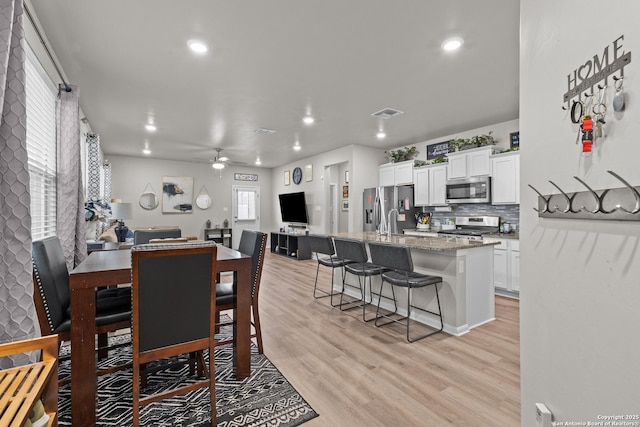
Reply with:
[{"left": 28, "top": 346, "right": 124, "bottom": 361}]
[{"left": 445, "top": 176, "right": 491, "bottom": 204}]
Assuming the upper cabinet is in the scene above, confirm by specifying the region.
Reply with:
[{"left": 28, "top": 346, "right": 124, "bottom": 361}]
[
  {"left": 379, "top": 160, "right": 414, "bottom": 186},
  {"left": 446, "top": 147, "right": 493, "bottom": 180},
  {"left": 413, "top": 164, "right": 447, "bottom": 206},
  {"left": 491, "top": 152, "right": 520, "bottom": 205}
]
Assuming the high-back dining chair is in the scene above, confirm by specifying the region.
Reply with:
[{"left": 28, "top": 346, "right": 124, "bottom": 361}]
[
  {"left": 368, "top": 241, "right": 443, "bottom": 342},
  {"left": 131, "top": 241, "right": 218, "bottom": 427},
  {"left": 215, "top": 230, "right": 268, "bottom": 353},
  {"left": 32, "top": 236, "right": 131, "bottom": 381}
]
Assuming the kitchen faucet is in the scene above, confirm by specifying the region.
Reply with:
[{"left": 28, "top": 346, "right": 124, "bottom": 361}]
[{"left": 387, "top": 208, "right": 399, "bottom": 239}]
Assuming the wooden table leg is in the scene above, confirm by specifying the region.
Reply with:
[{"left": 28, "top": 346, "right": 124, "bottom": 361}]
[
  {"left": 234, "top": 267, "right": 251, "bottom": 379},
  {"left": 71, "top": 285, "right": 97, "bottom": 427}
]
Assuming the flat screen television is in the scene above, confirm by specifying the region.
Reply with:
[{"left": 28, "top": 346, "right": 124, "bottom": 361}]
[{"left": 278, "top": 191, "right": 309, "bottom": 224}]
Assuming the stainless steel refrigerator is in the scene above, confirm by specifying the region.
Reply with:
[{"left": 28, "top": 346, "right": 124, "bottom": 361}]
[{"left": 363, "top": 186, "right": 420, "bottom": 233}]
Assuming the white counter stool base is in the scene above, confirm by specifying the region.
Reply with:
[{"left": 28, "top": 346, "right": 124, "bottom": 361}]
[{"left": 368, "top": 241, "right": 444, "bottom": 342}]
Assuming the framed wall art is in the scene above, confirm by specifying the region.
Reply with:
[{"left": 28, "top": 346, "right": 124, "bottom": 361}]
[
  {"left": 162, "top": 176, "right": 193, "bottom": 213},
  {"left": 284, "top": 170, "right": 291, "bottom": 186}
]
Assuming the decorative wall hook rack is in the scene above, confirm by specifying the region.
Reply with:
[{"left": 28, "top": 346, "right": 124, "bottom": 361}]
[{"left": 530, "top": 170, "right": 640, "bottom": 220}]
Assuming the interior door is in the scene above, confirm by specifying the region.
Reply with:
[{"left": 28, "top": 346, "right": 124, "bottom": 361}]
[{"left": 232, "top": 185, "right": 260, "bottom": 249}]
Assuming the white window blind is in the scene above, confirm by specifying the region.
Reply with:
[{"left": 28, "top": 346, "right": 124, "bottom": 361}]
[
  {"left": 236, "top": 189, "right": 256, "bottom": 220},
  {"left": 25, "top": 46, "right": 57, "bottom": 241}
]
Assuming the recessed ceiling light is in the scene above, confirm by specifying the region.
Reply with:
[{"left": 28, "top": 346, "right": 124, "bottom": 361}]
[
  {"left": 442, "top": 37, "right": 464, "bottom": 52},
  {"left": 303, "top": 116, "right": 314, "bottom": 125},
  {"left": 142, "top": 148, "right": 151, "bottom": 155},
  {"left": 293, "top": 144, "right": 302, "bottom": 151},
  {"left": 188, "top": 39, "right": 209, "bottom": 54},
  {"left": 145, "top": 124, "right": 157, "bottom": 132},
  {"left": 255, "top": 158, "right": 262, "bottom": 166},
  {"left": 376, "top": 131, "right": 386, "bottom": 139}
]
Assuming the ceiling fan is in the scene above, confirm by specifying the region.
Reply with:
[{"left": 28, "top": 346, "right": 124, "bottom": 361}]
[{"left": 211, "top": 148, "right": 228, "bottom": 170}]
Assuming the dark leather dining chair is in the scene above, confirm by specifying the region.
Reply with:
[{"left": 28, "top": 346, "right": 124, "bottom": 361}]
[
  {"left": 215, "top": 230, "right": 267, "bottom": 353},
  {"left": 32, "top": 236, "right": 131, "bottom": 382},
  {"left": 131, "top": 241, "right": 218, "bottom": 427},
  {"left": 368, "top": 241, "right": 444, "bottom": 342}
]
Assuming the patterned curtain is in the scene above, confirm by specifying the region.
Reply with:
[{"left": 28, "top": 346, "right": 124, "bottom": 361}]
[
  {"left": 57, "top": 84, "right": 86, "bottom": 270},
  {"left": 0, "top": 0, "right": 38, "bottom": 368}
]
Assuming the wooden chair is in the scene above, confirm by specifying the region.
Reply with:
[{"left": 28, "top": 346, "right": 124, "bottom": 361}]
[
  {"left": 31, "top": 236, "right": 131, "bottom": 383},
  {"left": 131, "top": 241, "right": 217, "bottom": 427},
  {"left": 215, "top": 230, "right": 267, "bottom": 353},
  {"left": 0, "top": 335, "right": 59, "bottom": 427}
]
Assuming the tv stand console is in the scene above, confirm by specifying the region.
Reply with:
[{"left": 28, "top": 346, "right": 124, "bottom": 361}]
[{"left": 270, "top": 232, "right": 311, "bottom": 260}]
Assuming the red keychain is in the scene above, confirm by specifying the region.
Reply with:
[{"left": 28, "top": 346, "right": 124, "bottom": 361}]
[{"left": 580, "top": 114, "right": 593, "bottom": 155}]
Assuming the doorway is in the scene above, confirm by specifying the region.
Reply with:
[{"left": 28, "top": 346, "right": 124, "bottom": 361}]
[
  {"left": 232, "top": 185, "right": 260, "bottom": 248},
  {"left": 329, "top": 184, "right": 338, "bottom": 234}
]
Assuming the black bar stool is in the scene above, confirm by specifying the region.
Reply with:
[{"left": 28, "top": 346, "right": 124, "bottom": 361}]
[
  {"left": 333, "top": 237, "right": 388, "bottom": 321},
  {"left": 308, "top": 234, "right": 354, "bottom": 304},
  {"left": 368, "top": 241, "right": 444, "bottom": 342}
]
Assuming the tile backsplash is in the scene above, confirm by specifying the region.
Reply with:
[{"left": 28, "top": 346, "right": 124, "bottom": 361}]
[{"left": 422, "top": 204, "right": 520, "bottom": 227}]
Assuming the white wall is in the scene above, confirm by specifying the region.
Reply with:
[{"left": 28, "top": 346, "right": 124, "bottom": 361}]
[
  {"left": 520, "top": 2, "right": 640, "bottom": 425},
  {"left": 109, "top": 155, "right": 272, "bottom": 239},
  {"left": 271, "top": 144, "right": 383, "bottom": 233},
  {"left": 386, "top": 118, "right": 520, "bottom": 163}
]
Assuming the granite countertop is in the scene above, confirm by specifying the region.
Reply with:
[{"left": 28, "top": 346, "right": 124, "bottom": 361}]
[{"left": 332, "top": 232, "right": 499, "bottom": 252}]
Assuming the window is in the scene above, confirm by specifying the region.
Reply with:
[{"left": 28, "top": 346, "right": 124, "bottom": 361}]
[
  {"left": 25, "top": 46, "right": 57, "bottom": 241},
  {"left": 236, "top": 189, "right": 257, "bottom": 220}
]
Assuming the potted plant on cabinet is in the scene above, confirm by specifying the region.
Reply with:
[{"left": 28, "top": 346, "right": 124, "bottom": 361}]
[
  {"left": 385, "top": 146, "right": 418, "bottom": 162},
  {"left": 450, "top": 131, "right": 496, "bottom": 151}
]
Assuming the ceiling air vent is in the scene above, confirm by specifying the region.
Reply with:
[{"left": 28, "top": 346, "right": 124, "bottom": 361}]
[
  {"left": 254, "top": 128, "right": 276, "bottom": 134},
  {"left": 371, "top": 108, "right": 404, "bottom": 119}
]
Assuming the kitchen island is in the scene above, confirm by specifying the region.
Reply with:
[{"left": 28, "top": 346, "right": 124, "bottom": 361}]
[{"left": 330, "top": 232, "right": 499, "bottom": 336}]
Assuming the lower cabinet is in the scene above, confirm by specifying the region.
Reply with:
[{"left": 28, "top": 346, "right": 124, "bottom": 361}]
[
  {"left": 486, "top": 238, "right": 519, "bottom": 295},
  {"left": 270, "top": 232, "right": 311, "bottom": 260}
]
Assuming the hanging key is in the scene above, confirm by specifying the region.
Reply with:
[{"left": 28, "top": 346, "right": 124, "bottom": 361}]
[{"left": 595, "top": 115, "right": 604, "bottom": 138}]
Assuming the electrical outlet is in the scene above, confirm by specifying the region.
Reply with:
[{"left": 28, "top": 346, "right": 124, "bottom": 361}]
[{"left": 535, "top": 403, "right": 552, "bottom": 427}]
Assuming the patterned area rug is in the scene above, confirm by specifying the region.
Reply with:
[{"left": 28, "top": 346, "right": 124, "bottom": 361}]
[{"left": 57, "top": 322, "right": 318, "bottom": 426}]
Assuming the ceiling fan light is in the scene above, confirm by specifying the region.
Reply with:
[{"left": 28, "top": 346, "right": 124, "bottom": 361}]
[
  {"left": 442, "top": 37, "right": 464, "bottom": 52},
  {"left": 218, "top": 156, "right": 229, "bottom": 162},
  {"left": 212, "top": 162, "right": 225, "bottom": 170}
]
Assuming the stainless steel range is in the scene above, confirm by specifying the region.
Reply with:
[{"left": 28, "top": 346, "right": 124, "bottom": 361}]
[{"left": 437, "top": 216, "right": 500, "bottom": 241}]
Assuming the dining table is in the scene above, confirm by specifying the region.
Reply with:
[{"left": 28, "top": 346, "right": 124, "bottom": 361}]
[{"left": 69, "top": 244, "right": 252, "bottom": 427}]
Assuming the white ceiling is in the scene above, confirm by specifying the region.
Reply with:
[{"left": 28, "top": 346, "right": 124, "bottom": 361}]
[{"left": 28, "top": 0, "right": 520, "bottom": 168}]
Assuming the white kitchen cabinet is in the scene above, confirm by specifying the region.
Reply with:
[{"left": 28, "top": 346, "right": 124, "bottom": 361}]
[
  {"left": 491, "top": 152, "right": 520, "bottom": 205},
  {"left": 428, "top": 165, "right": 448, "bottom": 206},
  {"left": 379, "top": 163, "right": 395, "bottom": 187},
  {"left": 485, "top": 237, "right": 520, "bottom": 295},
  {"left": 413, "top": 167, "right": 429, "bottom": 205},
  {"left": 379, "top": 160, "right": 414, "bottom": 186},
  {"left": 446, "top": 146, "right": 493, "bottom": 179},
  {"left": 413, "top": 164, "right": 447, "bottom": 206}
]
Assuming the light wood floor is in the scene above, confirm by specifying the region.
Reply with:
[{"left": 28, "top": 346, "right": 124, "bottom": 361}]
[{"left": 257, "top": 251, "right": 521, "bottom": 426}]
